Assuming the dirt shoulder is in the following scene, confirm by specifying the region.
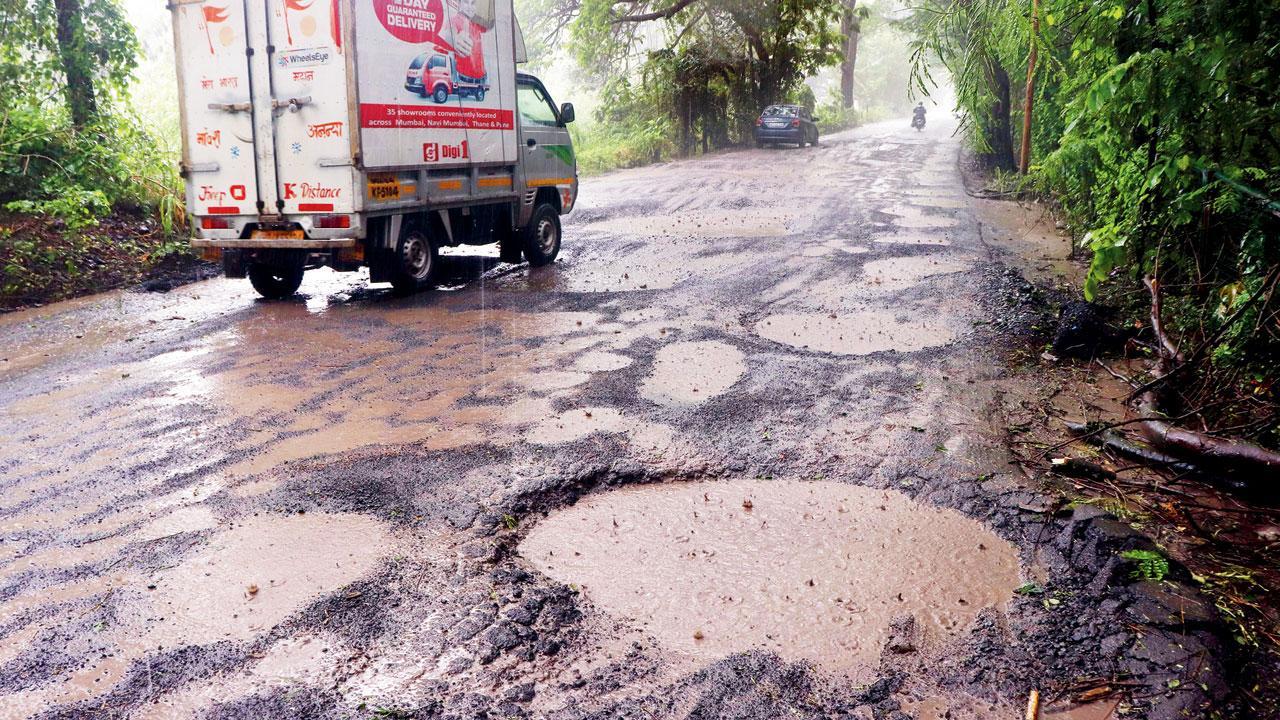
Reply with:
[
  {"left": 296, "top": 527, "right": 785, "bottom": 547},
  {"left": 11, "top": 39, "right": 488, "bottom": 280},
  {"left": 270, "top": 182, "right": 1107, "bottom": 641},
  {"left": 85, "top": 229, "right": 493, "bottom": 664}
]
[
  {"left": 970, "top": 185, "right": 1280, "bottom": 719},
  {"left": 0, "top": 210, "right": 219, "bottom": 313}
]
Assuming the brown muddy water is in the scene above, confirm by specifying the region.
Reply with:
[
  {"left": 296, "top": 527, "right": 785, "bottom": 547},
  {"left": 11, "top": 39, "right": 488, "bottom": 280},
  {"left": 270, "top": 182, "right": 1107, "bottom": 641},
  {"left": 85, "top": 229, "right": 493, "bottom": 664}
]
[
  {"left": 639, "top": 340, "right": 747, "bottom": 407},
  {"left": 0, "top": 513, "right": 390, "bottom": 717},
  {"left": 753, "top": 311, "right": 958, "bottom": 355},
  {"left": 518, "top": 479, "right": 1021, "bottom": 679}
]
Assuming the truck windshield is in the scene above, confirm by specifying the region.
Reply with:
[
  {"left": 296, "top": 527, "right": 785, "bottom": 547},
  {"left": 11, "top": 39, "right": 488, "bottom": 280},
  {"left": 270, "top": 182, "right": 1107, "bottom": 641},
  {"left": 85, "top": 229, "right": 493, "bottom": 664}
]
[{"left": 517, "top": 81, "right": 559, "bottom": 127}]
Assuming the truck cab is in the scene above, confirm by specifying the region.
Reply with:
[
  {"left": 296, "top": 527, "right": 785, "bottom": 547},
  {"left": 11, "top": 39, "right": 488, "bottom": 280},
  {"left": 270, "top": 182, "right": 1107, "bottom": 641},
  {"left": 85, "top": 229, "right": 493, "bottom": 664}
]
[{"left": 171, "top": 0, "right": 577, "bottom": 298}]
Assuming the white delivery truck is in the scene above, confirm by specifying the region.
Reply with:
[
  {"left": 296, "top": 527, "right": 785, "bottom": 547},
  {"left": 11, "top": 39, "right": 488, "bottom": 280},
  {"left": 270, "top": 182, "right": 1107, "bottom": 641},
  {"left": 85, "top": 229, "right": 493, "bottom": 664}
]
[{"left": 169, "top": 0, "right": 578, "bottom": 297}]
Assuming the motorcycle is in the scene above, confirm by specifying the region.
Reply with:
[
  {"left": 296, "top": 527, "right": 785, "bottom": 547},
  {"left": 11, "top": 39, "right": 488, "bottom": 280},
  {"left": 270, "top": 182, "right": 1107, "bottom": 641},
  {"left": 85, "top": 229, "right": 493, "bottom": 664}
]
[{"left": 911, "top": 114, "right": 926, "bottom": 131}]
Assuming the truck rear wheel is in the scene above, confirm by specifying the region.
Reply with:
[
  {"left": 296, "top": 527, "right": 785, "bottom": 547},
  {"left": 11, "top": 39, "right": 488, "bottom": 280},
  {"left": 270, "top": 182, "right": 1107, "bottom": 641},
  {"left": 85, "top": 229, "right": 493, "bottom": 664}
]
[
  {"left": 248, "top": 262, "right": 304, "bottom": 299},
  {"left": 521, "top": 204, "right": 561, "bottom": 267},
  {"left": 389, "top": 227, "right": 437, "bottom": 295}
]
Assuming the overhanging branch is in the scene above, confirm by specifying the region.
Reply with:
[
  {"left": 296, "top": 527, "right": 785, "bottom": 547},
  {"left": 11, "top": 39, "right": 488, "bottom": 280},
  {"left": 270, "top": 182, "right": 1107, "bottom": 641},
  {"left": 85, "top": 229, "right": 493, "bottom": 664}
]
[{"left": 612, "top": 0, "right": 700, "bottom": 23}]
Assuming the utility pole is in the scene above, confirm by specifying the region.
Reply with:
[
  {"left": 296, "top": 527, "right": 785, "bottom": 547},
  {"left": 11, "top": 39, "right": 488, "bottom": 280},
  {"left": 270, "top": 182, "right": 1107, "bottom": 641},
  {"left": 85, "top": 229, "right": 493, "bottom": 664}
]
[{"left": 1019, "top": 0, "right": 1039, "bottom": 174}]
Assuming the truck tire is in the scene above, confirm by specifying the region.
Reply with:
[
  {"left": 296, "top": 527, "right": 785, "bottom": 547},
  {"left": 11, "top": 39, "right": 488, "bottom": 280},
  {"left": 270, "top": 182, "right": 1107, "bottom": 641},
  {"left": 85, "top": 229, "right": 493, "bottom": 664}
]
[
  {"left": 248, "top": 262, "right": 304, "bottom": 299},
  {"left": 389, "top": 227, "right": 438, "bottom": 295},
  {"left": 521, "top": 204, "right": 561, "bottom": 267},
  {"left": 476, "top": 89, "right": 486, "bottom": 102},
  {"left": 432, "top": 86, "right": 449, "bottom": 104}
]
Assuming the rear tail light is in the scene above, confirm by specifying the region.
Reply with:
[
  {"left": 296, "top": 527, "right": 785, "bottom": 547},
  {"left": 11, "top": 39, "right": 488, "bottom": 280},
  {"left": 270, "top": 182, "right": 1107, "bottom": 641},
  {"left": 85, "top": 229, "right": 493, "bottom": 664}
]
[
  {"left": 791, "top": 118, "right": 800, "bottom": 127},
  {"left": 755, "top": 117, "right": 763, "bottom": 126},
  {"left": 316, "top": 215, "right": 351, "bottom": 229},
  {"left": 200, "top": 217, "right": 231, "bottom": 230}
]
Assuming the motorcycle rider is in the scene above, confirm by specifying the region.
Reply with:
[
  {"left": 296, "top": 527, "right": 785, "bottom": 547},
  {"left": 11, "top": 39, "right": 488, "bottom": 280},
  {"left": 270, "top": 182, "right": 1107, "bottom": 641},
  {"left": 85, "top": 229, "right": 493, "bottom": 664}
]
[{"left": 912, "top": 102, "right": 927, "bottom": 129}]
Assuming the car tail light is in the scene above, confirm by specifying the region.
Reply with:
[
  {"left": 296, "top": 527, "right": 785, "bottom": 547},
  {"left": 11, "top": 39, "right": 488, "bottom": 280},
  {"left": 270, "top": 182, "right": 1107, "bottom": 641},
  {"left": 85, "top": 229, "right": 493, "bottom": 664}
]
[
  {"left": 791, "top": 118, "right": 800, "bottom": 127},
  {"left": 316, "top": 215, "right": 351, "bottom": 229},
  {"left": 200, "top": 217, "right": 231, "bottom": 230},
  {"left": 755, "top": 117, "right": 763, "bottom": 126}
]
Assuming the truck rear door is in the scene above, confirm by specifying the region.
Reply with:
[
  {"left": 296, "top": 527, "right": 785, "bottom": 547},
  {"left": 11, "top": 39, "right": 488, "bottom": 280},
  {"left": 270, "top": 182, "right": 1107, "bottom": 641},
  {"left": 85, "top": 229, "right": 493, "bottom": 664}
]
[
  {"left": 171, "top": 0, "right": 260, "bottom": 218},
  {"left": 263, "top": 0, "right": 357, "bottom": 216}
]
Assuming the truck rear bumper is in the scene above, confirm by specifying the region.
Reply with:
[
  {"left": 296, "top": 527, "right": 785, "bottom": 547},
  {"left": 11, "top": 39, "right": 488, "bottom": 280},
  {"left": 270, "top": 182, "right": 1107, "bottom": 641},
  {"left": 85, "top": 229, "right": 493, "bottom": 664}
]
[{"left": 191, "top": 238, "right": 358, "bottom": 249}]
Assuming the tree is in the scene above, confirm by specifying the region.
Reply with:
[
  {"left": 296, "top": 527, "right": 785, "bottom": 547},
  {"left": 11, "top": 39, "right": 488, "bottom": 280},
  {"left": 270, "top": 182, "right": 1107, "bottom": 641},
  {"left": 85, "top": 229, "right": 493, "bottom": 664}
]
[
  {"left": 908, "top": 0, "right": 1017, "bottom": 170},
  {"left": 1, "top": 0, "right": 137, "bottom": 129},
  {"left": 54, "top": 0, "right": 98, "bottom": 128},
  {"left": 839, "top": 0, "right": 869, "bottom": 109},
  {"left": 539, "top": 0, "right": 841, "bottom": 149},
  {"left": 907, "top": 0, "right": 1280, "bottom": 480}
]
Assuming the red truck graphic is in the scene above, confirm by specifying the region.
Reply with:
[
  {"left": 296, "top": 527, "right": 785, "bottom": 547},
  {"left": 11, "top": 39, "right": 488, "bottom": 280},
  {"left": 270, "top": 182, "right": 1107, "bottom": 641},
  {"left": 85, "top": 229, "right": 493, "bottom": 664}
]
[{"left": 404, "top": 50, "right": 488, "bottom": 103}]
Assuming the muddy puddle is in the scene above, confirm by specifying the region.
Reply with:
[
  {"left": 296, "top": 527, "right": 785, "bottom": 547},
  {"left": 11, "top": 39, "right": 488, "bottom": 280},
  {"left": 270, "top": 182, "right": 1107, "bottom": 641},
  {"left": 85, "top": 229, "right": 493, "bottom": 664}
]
[
  {"left": 799, "top": 238, "right": 871, "bottom": 258},
  {"left": 872, "top": 231, "right": 952, "bottom": 247},
  {"left": 860, "top": 254, "right": 971, "bottom": 291},
  {"left": 971, "top": 197, "right": 1082, "bottom": 285},
  {"left": 753, "top": 311, "right": 958, "bottom": 355},
  {"left": 639, "top": 341, "right": 746, "bottom": 407},
  {"left": 0, "top": 513, "right": 390, "bottom": 716},
  {"left": 881, "top": 204, "right": 961, "bottom": 230},
  {"left": 519, "top": 480, "right": 1021, "bottom": 678}
]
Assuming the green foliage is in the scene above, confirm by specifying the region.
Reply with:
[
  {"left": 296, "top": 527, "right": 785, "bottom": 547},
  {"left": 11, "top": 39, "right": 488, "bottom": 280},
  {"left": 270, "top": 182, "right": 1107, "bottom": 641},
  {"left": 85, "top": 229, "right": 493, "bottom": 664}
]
[
  {"left": 5, "top": 189, "right": 109, "bottom": 231},
  {"left": 1120, "top": 549, "right": 1170, "bottom": 582},
  {"left": 1, "top": 0, "right": 184, "bottom": 235},
  {"left": 910, "top": 0, "right": 1280, "bottom": 425}
]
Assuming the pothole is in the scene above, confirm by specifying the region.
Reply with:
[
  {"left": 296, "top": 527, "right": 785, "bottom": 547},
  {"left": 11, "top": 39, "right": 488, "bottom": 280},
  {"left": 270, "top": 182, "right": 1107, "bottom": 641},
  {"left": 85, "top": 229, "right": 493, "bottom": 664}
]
[
  {"left": 753, "top": 311, "right": 958, "bottom": 355},
  {"left": 873, "top": 231, "right": 952, "bottom": 247},
  {"left": 640, "top": 341, "right": 746, "bottom": 407},
  {"left": 860, "top": 254, "right": 971, "bottom": 290},
  {"left": 519, "top": 480, "right": 1021, "bottom": 678},
  {"left": 134, "top": 513, "right": 390, "bottom": 647},
  {"left": 881, "top": 204, "right": 961, "bottom": 229},
  {"left": 0, "top": 513, "right": 390, "bottom": 714},
  {"left": 573, "top": 350, "right": 634, "bottom": 373},
  {"left": 799, "top": 239, "right": 871, "bottom": 257}
]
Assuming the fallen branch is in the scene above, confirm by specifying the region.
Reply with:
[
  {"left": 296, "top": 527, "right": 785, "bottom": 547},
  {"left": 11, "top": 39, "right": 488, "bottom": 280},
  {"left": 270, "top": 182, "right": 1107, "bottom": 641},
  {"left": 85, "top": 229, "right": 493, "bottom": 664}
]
[
  {"left": 1134, "top": 277, "right": 1280, "bottom": 481},
  {"left": 1065, "top": 421, "right": 1200, "bottom": 476}
]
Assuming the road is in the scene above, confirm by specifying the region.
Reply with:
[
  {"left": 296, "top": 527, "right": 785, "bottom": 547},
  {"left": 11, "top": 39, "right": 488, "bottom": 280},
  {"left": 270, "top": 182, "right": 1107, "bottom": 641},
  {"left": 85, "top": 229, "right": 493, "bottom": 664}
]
[{"left": 0, "top": 120, "right": 1226, "bottom": 719}]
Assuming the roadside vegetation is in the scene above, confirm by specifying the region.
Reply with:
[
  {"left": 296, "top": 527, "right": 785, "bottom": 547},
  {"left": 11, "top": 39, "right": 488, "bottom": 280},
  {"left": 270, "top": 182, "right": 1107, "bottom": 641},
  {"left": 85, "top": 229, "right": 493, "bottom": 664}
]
[
  {"left": 909, "top": 0, "right": 1279, "bottom": 468},
  {"left": 912, "top": 1, "right": 1280, "bottom": 703},
  {"left": 0, "top": 0, "right": 190, "bottom": 309}
]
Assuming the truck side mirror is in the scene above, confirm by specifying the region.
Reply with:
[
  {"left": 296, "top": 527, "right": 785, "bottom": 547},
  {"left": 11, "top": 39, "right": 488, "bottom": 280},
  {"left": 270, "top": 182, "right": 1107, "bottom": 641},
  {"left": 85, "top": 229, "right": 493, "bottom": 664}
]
[{"left": 559, "top": 102, "right": 575, "bottom": 125}]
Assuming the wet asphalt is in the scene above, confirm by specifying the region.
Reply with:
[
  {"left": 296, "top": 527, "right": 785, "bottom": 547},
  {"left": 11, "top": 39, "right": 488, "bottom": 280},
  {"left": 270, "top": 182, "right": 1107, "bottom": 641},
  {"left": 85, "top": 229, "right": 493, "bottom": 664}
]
[{"left": 0, "top": 119, "right": 1236, "bottom": 719}]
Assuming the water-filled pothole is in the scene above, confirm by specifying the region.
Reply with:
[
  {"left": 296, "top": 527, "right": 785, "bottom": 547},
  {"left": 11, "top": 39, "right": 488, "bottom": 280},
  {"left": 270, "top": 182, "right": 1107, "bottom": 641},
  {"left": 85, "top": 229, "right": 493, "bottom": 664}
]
[
  {"left": 519, "top": 480, "right": 1020, "bottom": 677},
  {"left": 753, "top": 311, "right": 958, "bottom": 355},
  {"left": 640, "top": 340, "right": 746, "bottom": 407}
]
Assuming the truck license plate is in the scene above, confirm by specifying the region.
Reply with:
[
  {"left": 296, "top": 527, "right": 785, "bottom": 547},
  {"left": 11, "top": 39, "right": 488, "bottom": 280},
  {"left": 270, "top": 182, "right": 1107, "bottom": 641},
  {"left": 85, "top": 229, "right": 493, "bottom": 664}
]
[{"left": 252, "top": 229, "right": 304, "bottom": 240}]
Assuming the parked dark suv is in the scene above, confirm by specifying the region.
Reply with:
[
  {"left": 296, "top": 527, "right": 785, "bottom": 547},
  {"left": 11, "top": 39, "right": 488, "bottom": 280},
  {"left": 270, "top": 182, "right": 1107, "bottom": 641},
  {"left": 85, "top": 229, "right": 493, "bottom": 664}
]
[{"left": 754, "top": 104, "right": 819, "bottom": 147}]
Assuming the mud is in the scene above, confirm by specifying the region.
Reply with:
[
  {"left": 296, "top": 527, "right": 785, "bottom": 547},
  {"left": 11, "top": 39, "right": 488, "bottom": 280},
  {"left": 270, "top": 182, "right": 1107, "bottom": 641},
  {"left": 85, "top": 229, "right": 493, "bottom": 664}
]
[
  {"left": 754, "top": 311, "right": 959, "bottom": 355},
  {"left": 520, "top": 479, "right": 1020, "bottom": 677},
  {"left": 0, "top": 118, "right": 1240, "bottom": 719},
  {"left": 639, "top": 341, "right": 746, "bottom": 406}
]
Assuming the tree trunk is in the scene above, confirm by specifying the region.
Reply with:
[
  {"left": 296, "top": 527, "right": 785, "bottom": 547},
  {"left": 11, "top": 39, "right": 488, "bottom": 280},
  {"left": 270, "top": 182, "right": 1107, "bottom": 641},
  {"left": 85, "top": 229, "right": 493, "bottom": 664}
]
[
  {"left": 1018, "top": 0, "right": 1040, "bottom": 174},
  {"left": 988, "top": 62, "right": 1017, "bottom": 172},
  {"left": 55, "top": 0, "right": 98, "bottom": 129},
  {"left": 840, "top": 1, "right": 859, "bottom": 109}
]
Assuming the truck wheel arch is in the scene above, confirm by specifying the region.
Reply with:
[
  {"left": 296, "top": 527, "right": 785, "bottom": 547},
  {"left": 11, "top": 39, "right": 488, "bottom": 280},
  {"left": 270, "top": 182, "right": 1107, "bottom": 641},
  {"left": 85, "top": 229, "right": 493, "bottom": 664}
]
[{"left": 534, "top": 187, "right": 562, "bottom": 214}]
